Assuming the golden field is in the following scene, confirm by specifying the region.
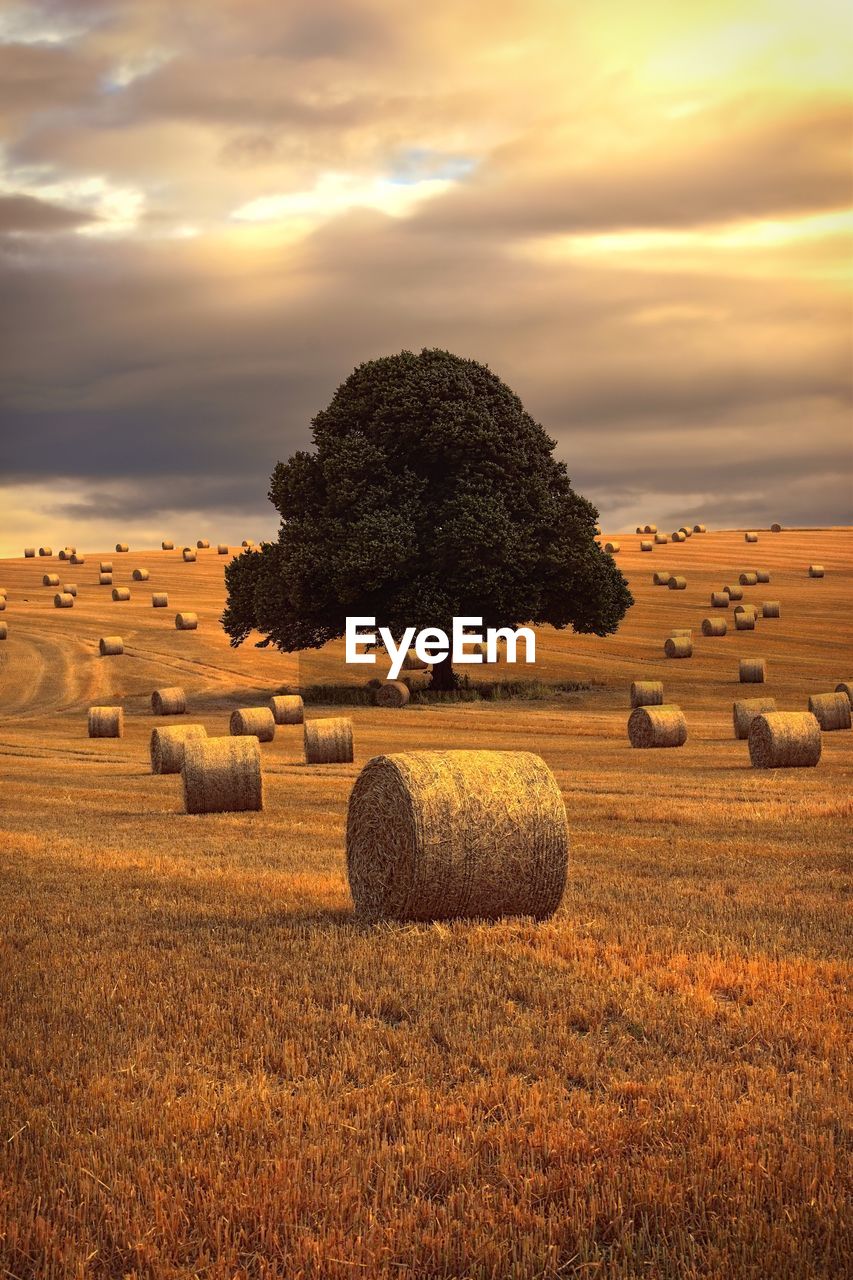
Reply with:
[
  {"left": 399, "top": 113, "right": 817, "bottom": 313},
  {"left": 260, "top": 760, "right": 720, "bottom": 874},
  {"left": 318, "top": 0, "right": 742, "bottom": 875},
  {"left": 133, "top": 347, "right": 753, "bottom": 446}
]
[{"left": 0, "top": 528, "right": 850, "bottom": 1279}]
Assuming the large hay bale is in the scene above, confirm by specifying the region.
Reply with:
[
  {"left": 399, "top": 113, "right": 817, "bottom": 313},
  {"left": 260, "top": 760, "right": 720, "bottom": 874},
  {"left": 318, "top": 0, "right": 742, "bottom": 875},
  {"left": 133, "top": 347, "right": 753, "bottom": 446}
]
[
  {"left": 630, "top": 680, "right": 663, "bottom": 708},
  {"left": 745, "top": 531, "right": 758, "bottom": 543},
  {"left": 152, "top": 592, "right": 168, "bottom": 607},
  {"left": 217, "top": 544, "right": 229, "bottom": 555},
  {"left": 722, "top": 583, "right": 743, "bottom": 600},
  {"left": 693, "top": 524, "right": 707, "bottom": 533},
  {"left": 702, "top": 616, "right": 727, "bottom": 636},
  {"left": 132, "top": 568, "right": 150, "bottom": 581},
  {"left": 38, "top": 547, "right": 53, "bottom": 557},
  {"left": 748, "top": 712, "right": 821, "bottom": 769},
  {"left": 112, "top": 587, "right": 130, "bottom": 601},
  {"left": 42, "top": 573, "right": 60, "bottom": 587},
  {"left": 196, "top": 539, "right": 210, "bottom": 549},
  {"left": 733, "top": 696, "right": 777, "bottom": 739},
  {"left": 70, "top": 554, "right": 85, "bottom": 565},
  {"left": 269, "top": 694, "right": 304, "bottom": 725},
  {"left": 230, "top": 707, "right": 276, "bottom": 742},
  {"left": 808, "top": 693, "right": 851, "bottom": 732},
  {"left": 711, "top": 591, "right": 730, "bottom": 608},
  {"left": 738, "top": 572, "right": 758, "bottom": 586},
  {"left": 99, "top": 636, "right": 123, "bottom": 656},
  {"left": 628, "top": 704, "right": 687, "bottom": 748},
  {"left": 739, "top": 658, "right": 766, "bottom": 683},
  {"left": 0, "top": 622, "right": 7, "bottom": 640},
  {"left": 654, "top": 532, "right": 668, "bottom": 544},
  {"left": 99, "top": 572, "right": 113, "bottom": 586},
  {"left": 762, "top": 601, "right": 781, "bottom": 618},
  {"left": 667, "top": 575, "right": 687, "bottom": 590},
  {"left": 604, "top": 541, "right": 620, "bottom": 553},
  {"left": 734, "top": 612, "right": 756, "bottom": 631},
  {"left": 640, "top": 539, "right": 653, "bottom": 551},
  {"left": 151, "top": 686, "right": 187, "bottom": 716},
  {"left": 115, "top": 543, "right": 129, "bottom": 552},
  {"left": 375, "top": 680, "right": 411, "bottom": 708},
  {"left": 183, "top": 548, "right": 197, "bottom": 562},
  {"left": 161, "top": 540, "right": 174, "bottom": 550},
  {"left": 150, "top": 724, "right": 207, "bottom": 774},
  {"left": 346, "top": 749, "right": 568, "bottom": 922},
  {"left": 664, "top": 636, "right": 692, "bottom": 658},
  {"left": 756, "top": 570, "right": 771, "bottom": 583},
  {"left": 304, "top": 717, "right": 354, "bottom": 764},
  {"left": 834, "top": 681, "right": 853, "bottom": 705},
  {"left": 175, "top": 612, "right": 198, "bottom": 630},
  {"left": 54, "top": 593, "right": 74, "bottom": 609},
  {"left": 808, "top": 564, "right": 824, "bottom": 578},
  {"left": 653, "top": 570, "right": 671, "bottom": 585},
  {"left": 770, "top": 523, "right": 782, "bottom": 533},
  {"left": 24, "top": 548, "right": 35, "bottom": 557},
  {"left": 63, "top": 583, "right": 77, "bottom": 596},
  {"left": 88, "top": 706, "right": 123, "bottom": 738},
  {"left": 182, "top": 736, "right": 263, "bottom": 813}
]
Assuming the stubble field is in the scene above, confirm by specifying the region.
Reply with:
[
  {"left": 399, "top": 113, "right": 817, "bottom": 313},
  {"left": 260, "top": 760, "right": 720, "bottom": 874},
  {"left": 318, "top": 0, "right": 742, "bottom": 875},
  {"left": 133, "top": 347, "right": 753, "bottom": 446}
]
[{"left": 0, "top": 528, "right": 850, "bottom": 1279}]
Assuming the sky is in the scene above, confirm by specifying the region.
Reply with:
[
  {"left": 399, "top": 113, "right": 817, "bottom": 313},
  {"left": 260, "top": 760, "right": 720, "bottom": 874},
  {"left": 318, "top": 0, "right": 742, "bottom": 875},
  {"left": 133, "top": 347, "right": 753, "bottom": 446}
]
[{"left": 0, "top": 0, "right": 851, "bottom": 555}]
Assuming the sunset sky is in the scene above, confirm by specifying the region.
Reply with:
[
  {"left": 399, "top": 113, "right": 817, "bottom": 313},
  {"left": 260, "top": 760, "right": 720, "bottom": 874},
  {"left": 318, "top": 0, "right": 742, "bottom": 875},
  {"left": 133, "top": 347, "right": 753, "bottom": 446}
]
[{"left": 1, "top": 0, "right": 851, "bottom": 555}]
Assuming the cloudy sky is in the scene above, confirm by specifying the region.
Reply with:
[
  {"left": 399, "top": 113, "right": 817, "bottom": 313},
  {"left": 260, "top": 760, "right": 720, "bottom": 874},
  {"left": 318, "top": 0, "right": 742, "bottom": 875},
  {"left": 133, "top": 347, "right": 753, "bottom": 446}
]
[{"left": 1, "top": 0, "right": 850, "bottom": 555}]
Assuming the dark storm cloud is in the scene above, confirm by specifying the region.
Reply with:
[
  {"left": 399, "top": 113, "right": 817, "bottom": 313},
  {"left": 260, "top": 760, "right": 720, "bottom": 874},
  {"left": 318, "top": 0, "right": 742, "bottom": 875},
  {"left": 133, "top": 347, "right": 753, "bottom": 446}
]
[{"left": 0, "top": 192, "right": 97, "bottom": 232}]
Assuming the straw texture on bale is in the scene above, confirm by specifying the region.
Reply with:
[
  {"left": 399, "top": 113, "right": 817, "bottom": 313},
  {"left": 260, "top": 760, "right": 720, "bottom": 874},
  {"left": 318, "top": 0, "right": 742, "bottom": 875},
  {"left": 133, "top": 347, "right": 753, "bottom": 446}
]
[
  {"left": 739, "top": 572, "right": 758, "bottom": 585},
  {"left": 628, "top": 704, "right": 687, "bottom": 749},
  {"left": 640, "top": 540, "right": 653, "bottom": 551},
  {"left": 115, "top": 543, "right": 129, "bottom": 552},
  {"left": 375, "top": 680, "right": 411, "bottom": 708},
  {"left": 150, "top": 724, "right": 207, "bottom": 774},
  {"left": 304, "top": 717, "right": 354, "bottom": 764},
  {"left": 70, "top": 554, "right": 84, "bottom": 565},
  {"left": 693, "top": 524, "right": 707, "bottom": 533},
  {"left": 644, "top": 524, "right": 658, "bottom": 534},
  {"left": 664, "top": 636, "right": 692, "bottom": 658},
  {"left": 175, "top": 612, "right": 198, "bottom": 630},
  {"left": 42, "top": 573, "right": 60, "bottom": 587},
  {"left": 151, "top": 686, "right": 187, "bottom": 716},
  {"left": 269, "top": 694, "right": 304, "bottom": 725},
  {"left": 99, "top": 572, "right": 112, "bottom": 585},
  {"left": 39, "top": 547, "right": 52, "bottom": 556},
  {"left": 745, "top": 531, "right": 758, "bottom": 543},
  {"left": 653, "top": 570, "right": 671, "bottom": 585},
  {"left": 100, "top": 561, "right": 113, "bottom": 572},
  {"left": 196, "top": 539, "right": 210, "bottom": 549},
  {"left": 161, "top": 540, "right": 174, "bottom": 550},
  {"left": 99, "top": 636, "right": 123, "bottom": 656},
  {"left": 132, "top": 568, "right": 150, "bottom": 581},
  {"left": 217, "top": 544, "right": 229, "bottom": 554},
  {"left": 604, "top": 541, "right": 620, "bottom": 553},
  {"left": 88, "top": 706, "right": 123, "bottom": 738},
  {"left": 346, "top": 749, "right": 569, "bottom": 923},
  {"left": 54, "top": 593, "right": 74, "bottom": 609},
  {"left": 762, "top": 601, "right": 781, "bottom": 618},
  {"left": 723, "top": 584, "right": 743, "bottom": 600},
  {"left": 667, "top": 575, "right": 687, "bottom": 590},
  {"left": 654, "top": 532, "right": 668, "bottom": 543},
  {"left": 669, "top": 628, "right": 692, "bottom": 638},
  {"left": 0, "top": 622, "right": 7, "bottom": 640},
  {"left": 756, "top": 570, "right": 771, "bottom": 583},
  {"left": 740, "top": 658, "right": 766, "bottom": 683},
  {"left": 748, "top": 712, "right": 821, "bottom": 769},
  {"left": 834, "top": 680, "right": 853, "bottom": 704},
  {"left": 63, "top": 583, "right": 77, "bottom": 596},
  {"left": 809, "top": 565, "right": 824, "bottom": 577},
  {"left": 701, "top": 616, "right": 727, "bottom": 636},
  {"left": 630, "top": 680, "right": 663, "bottom": 708},
  {"left": 735, "top": 612, "right": 756, "bottom": 631},
  {"left": 152, "top": 592, "right": 168, "bottom": 607},
  {"left": 733, "top": 697, "right": 777, "bottom": 739},
  {"left": 771, "top": 523, "right": 782, "bottom": 532},
  {"left": 230, "top": 707, "right": 276, "bottom": 742},
  {"left": 183, "top": 548, "right": 197, "bottom": 562},
  {"left": 807, "top": 693, "right": 851, "bottom": 732},
  {"left": 112, "top": 587, "right": 130, "bottom": 601},
  {"left": 182, "top": 736, "right": 263, "bottom": 814},
  {"left": 24, "top": 548, "right": 35, "bottom": 557},
  {"left": 711, "top": 591, "right": 730, "bottom": 608}
]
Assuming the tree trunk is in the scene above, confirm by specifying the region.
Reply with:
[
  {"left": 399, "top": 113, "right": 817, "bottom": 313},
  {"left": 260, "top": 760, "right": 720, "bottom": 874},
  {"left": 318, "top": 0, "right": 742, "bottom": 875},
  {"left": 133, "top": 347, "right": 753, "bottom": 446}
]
[{"left": 429, "top": 653, "right": 457, "bottom": 691}]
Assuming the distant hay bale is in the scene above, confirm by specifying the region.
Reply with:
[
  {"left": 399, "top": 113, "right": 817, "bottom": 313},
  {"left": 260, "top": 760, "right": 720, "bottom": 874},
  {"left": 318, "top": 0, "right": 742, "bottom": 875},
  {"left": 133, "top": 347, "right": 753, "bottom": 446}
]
[
  {"left": 401, "top": 649, "right": 430, "bottom": 671},
  {"left": 304, "top": 716, "right": 354, "bottom": 764},
  {"left": 745, "top": 531, "right": 758, "bottom": 543},
  {"left": 702, "top": 617, "right": 727, "bottom": 636},
  {"left": 161, "top": 540, "right": 174, "bottom": 550},
  {"left": 604, "top": 541, "right": 620, "bottom": 553},
  {"left": 151, "top": 686, "right": 187, "bottom": 716},
  {"left": 196, "top": 539, "right": 210, "bottom": 549},
  {"left": 733, "top": 603, "right": 758, "bottom": 616},
  {"left": 346, "top": 749, "right": 568, "bottom": 922},
  {"left": 70, "top": 554, "right": 84, "bottom": 565},
  {"left": 770, "top": 523, "right": 782, "bottom": 533},
  {"left": 230, "top": 707, "right": 276, "bottom": 742},
  {"left": 739, "top": 658, "right": 766, "bottom": 684},
  {"left": 241, "top": 539, "right": 253, "bottom": 547},
  {"left": 269, "top": 694, "right": 304, "bottom": 725},
  {"left": 0, "top": 622, "right": 7, "bottom": 640},
  {"left": 630, "top": 680, "right": 663, "bottom": 708},
  {"left": 748, "top": 712, "right": 821, "bottom": 769},
  {"left": 99, "top": 636, "right": 123, "bottom": 656},
  {"left": 654, "top": 532, "right": 668, "bottom": 543},
  {"left": 667, "top": 575, "right": 687, "bottom": 590},
  {"left": 42, "top": 573, "right": 60, "bottom": 587},
  {"left": 112, "top": 587, "right": 130, "bottom": 601},
  {"left": 733, "top": 697, "right": 777, "bottom": 739},
  {"left": 99, "top": 573, "right": 113, "bottom": 586},
  {"left": 735, "top": 612, "right": 756, "bottom": 630},
  {"left": 635, "top": 526, "right": 643, "bottom": 535},
  {"left": 375, "top": 680, "right": 411, "bottom": 708},
  {"left": 63, "top": 583, "right": 77, "bottom": 596},
  {"left": 808, "top": 693, "right": 851, "bottom": 732},
  {"left": 834, "top": 681, "right": 853, "bottom": 705},
  {"left": 644, "top": 524, "right": 657, "bottom": 534},
  {"left": 664, "top": 636, "right": 692, "bottom": 658},
  {"left": 808, "top": 565, "right": 824, "bottom": 578},
  {"left": 653, "top": 570, "right": 671, "bottom": 585},
  {"left": 182, "top": 548, "right": 197, "bottom": 562},
  {"left": 711, "top": 591, "right": 730, "bottom": 608},
  {"left": 756, "top": 570, "right": 771, "bottom": 583},
  {"left": 150, "top": 724, "right": 207, "bottom": 774},
  {"left": 115, "top": 543, "right": 129, "bottom": 552},
  {"left": 217, "top": 544, "right": 229, "bottom": 555},
  {"left": 175, "top": 612, "right": 198, "bottom": 630},
  {"left": 762, "top": 601, "right": 781, "bottom": 618},
  {"left": 24, "top": 548, "right": 35, "bottom": 557},
  {"left": 131, "top": 568, "right": 150, "bottom": 581},
  {"left": 722, "top": 583, "right": 743, "bottom": 600},
  {"left": 640, "top": 539, "right": 653, "bottom": 551},
  {"left": 628, "top": 704, "right": 687, "bottom": 749},
  {"left": 88, "top": 706, "right": 123, "bottom": 738},
  {"left": 38, "top": 547, "right": 53, "bottom": 557},
  {"left": 693, "top": 524, "right": 707, "bottom": 533},
  {"left": 182, "top": 736, "right": 263, "bottom": 814},
  {"left": 100, "top": 561, "right": 113, "bottom": 572},
  {"left": 671, "top": 530, "right": 686, "bottom": 543},
  {"left": 54, "top": 592, "right": 74, "bottom": 608},
  {"left": 152, "top": 592, "right": 168, "bottom": 607},
  {"left": 59, "top": 548, "right": 71, "bottom": 560},
  {"left": 738, "top": 572, "right": 758, "bottom": 586}
]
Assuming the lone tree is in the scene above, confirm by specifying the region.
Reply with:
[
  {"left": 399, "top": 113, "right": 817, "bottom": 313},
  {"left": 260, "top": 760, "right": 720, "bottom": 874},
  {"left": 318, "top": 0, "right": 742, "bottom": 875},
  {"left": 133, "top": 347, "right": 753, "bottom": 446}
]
[{"left": 223, "top": 348, "right": 633, "bottom": 689}]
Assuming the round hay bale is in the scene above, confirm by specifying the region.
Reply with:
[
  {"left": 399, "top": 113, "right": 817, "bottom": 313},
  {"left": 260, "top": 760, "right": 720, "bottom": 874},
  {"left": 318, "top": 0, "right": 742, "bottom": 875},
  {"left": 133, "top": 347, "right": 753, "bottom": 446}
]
[
  {"left": 42, "top": 573, "right": 60, "bottom": 587},
  {"left": 654, "top": 532, "right": 668, "bottom": 544},
  {"left": 230, "top": 707, "right": 276, "bottom": 742},
  {"left": 182, "top": 736, "right": 263, "bottom": 814},
  {"left": 640, "top": 539, "right": 653, "bottom": 551},
  {"left": 735, "top": 612, "right": 756, "bottom": 631},
  {"left": 150, "top": 724, "right": 207, "bottom": 774},
  {"left": 131, "top": 568, "right": 150, "bottom": 581},
  {"left": 756, "top": 570, "right": 771, "bottom": 583},
  {"left": 269, "top": 694, "right": 304, "bottom": 725},
  {"left": 24, "top": 548, "right": 35, "bottom": 557},
  {"left": 182, "top": 548, "right": 197, "bottom": 562},
  {"left": 628, "top": 704, "right": 687, "bottom": 749},
  {"left": 635, "top": 526, "right": 643, "bottom": 535},
  {"left": 630, "top": 680, "right": 663, "bottom": 708},
  {"left": 152, "top": 592, "right": 168, "bottom": 607},
  {"left": 664, "top": 636, "right": 692, "bottom": 658},
  {"left": 644, "top": 524, "right": 658, "bottom": 534},
  {"left": 701, "top": 616, "right": 727, "bottom": 636},
  {"left": 241, "top": 539, "right": 253, "bottom": 547},
  {"left": 99, "top": 636, "right": 123, "bottom": 656},
  {"left": 733, "top": 696, "right": 777, "bottom": 739},
  {"left": 745, "top": 531, "right": 758, "bottom": 543},
  {"left": 112, "top": 587, "right": 130, "bottom": 601},
  {"left": 196, "top": 539, "right": 210, "bottom": 549},
  {"left": 175, "top": 612, "right": 198, "bottom": 630},
  {"left": 762, "top": 601, "right": 781, "bottom": 618},
  {"left": 653, "top": 570, "right": 671, "bottom": 586},
  {"left": 739, "top": 658, "right": 766, "bottom": 684},
  {"left": 671, "top": 531, "right": 686, "bottom": 543},
  {"left": 834, "top": 681, "right": 852, "bottom": 705},
  {"left": 807, "top": 693, "right": 851, "bottom": 732},
  {"left": 667, "top": 575, "right": 687, "bottom": 590},
  {"left": 604, "top": 541, "right": 620, "bottom": 553},
  {"left": 0, "top": 622, "right": 7, "bottom": 640},
  {"left": 58, "top": 548, "right": 71, "bottom": 560},
  {"left": 722, "top": 584, "right": 743, "bottom": 600},
  {"left": 70, "top": 554, "right": 85, "bottom": 565},
  {"left": 693, "top": 524, "right": 707, "bottom": 533},
  {"left": 151, "top": 687, "right": 187, "bottom": 716},
  {"left": 375, "top": 680, "right": 410, "bottom": 708},
  {"left": 749, "top": 712, "right": 821, "bottom": 769},
  {"left": 808, "top": 565, "right": 824, "bottom": 578},
  {"left": 346, "top": 749, "right": 568, "bottom": 922},
  {"left": 304, "top": 717, "right": 354, "bottom": 764},
  {"left": 38, "top": 547, "right": 53, "bottom": 557},
  {"left": 115, "top": 543, "right": 129, "bottom": 552},
  {"left": 99, "top": 561, "right": 113, "bottom": 573},
  {"left": 734, "top": 603, "right": 758, "bottom": 616},
  {"left": 161, "top": 540, "right": 174, "bottom": 550},
  {"left": 53, "top": 592, "right": 74, "bottom": 609},
  {"left": 770, "top": 523, "right": 782, "bottom": 533},
  {"left": 63, "top": 583, "right": 77, "bottom": 596},
  {"left": 88, "top": 706, "right": 123, "bottom": 738},
  {"left": 99, "top": 573, "right": 113, "bottom": 586},
  {"left": 669, "top": 628, "right": 692, "bottom": 638},
  {"left": 401, "top": 649, "right": 430, "bottom": 671},
  {"left": 217, "top": 544, "right": 229, "bottom": 555},
  {"left": 710, "top": 591, "right": 730, "bottom": 608},
  {"left": 738, "top": 572, "right": 758, "bottom": 586}
]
